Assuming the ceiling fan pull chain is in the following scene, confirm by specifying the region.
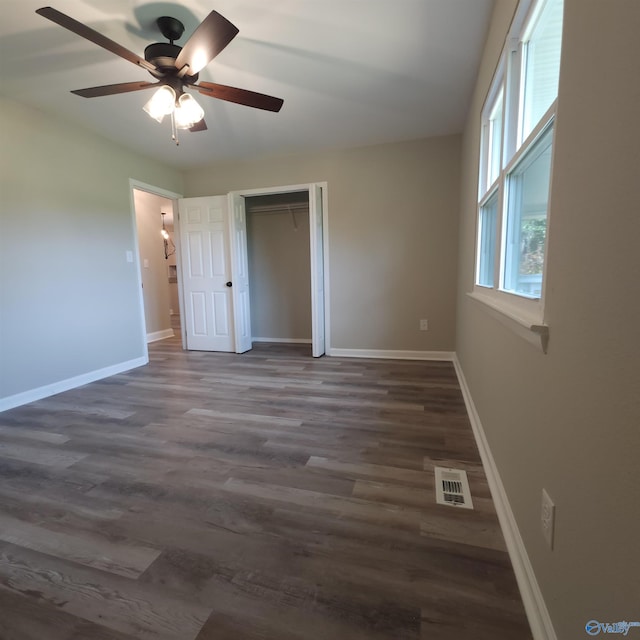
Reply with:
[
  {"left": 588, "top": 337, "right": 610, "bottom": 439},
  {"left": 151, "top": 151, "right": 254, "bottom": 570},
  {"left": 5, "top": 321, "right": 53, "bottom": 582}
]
[{"left": 170, "top": 110, "right": 179, "bottom": 146}]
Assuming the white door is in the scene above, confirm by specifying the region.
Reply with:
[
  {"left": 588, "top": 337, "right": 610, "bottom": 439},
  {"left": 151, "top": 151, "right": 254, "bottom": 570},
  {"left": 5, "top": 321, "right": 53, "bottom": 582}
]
[
  {"left": 309, "top": 184, "right": 325, "bottom": 357},
  {"left": 228, "top": 193, "right": 252, "bottom": 353},
  {"left": 178, "top": 196, "right": 234, "bottom": 351}
]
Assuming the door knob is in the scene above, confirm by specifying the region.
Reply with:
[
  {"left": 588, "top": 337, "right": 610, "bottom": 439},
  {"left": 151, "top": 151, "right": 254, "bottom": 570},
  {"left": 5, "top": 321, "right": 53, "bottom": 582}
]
[{"left": 226, "top": 281, "right": 232, "bottom": 287}]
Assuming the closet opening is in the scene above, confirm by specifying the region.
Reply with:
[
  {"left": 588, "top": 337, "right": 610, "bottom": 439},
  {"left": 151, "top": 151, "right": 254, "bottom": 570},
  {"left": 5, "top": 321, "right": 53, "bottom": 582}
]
[{"left": 245, "top": 191, "right": 312, "bottom": 348}]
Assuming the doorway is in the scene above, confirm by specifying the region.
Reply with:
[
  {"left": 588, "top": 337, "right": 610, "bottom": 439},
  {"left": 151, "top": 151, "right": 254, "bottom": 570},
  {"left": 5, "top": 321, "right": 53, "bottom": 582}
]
[
  {"left": 130, "top": 182, "right": 182, "bottom": 351},
  {"left": 245, "top": 191, "right": 311, "bottom": 346}
]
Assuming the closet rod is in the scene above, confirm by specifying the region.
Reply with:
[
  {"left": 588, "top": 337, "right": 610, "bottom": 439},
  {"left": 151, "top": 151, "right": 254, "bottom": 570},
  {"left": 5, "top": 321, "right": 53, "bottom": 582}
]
[{"left": 246, "top": 203, "right": 309, "bottom": 214}]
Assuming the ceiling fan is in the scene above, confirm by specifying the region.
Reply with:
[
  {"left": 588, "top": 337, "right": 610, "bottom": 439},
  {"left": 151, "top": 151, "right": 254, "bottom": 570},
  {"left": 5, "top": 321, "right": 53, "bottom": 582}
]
[{"left": 35, "top": 6, "right": 284, "bottom": 142}]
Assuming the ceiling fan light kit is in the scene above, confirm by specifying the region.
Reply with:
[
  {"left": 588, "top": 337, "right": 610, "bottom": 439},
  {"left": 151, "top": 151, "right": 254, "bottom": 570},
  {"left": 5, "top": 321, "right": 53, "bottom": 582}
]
[
  {"left": 142, "top": 87, "right": 205, "bottom": 142},
  {"left": 35, "top": 6, "right": 284, "bottom": 145}
]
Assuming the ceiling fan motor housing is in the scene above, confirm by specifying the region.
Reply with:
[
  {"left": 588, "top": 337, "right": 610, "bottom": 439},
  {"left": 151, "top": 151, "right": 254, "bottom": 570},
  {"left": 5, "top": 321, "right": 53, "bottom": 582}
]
[
  {"left": 144, "top": 42, "right": 199, "bottom": 86},
  {"left": 145, "top": 42, "right": 182, "bottom": 69}
]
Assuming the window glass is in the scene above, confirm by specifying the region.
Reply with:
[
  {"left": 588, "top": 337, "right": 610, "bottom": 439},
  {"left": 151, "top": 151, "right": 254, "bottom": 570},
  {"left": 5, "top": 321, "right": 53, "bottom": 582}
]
[
  {"left": 488, "top": 89, "right": 504, "bottom": 186},
  {"left": 503, "top": 125, "right": 553, "bottom": 297},
  {"left": 478, "top": 191, "right": 498, "bottom": 287},
  {"left": 521, "top": 0, "right": 563, "bottom": 142}
]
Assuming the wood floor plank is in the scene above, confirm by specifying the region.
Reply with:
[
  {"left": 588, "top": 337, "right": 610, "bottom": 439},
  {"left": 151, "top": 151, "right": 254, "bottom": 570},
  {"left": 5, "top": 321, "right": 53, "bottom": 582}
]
[
  {"left": 0, "top": 425, "right": 70, "bottom": 445},
  {"left": 0, "top": 513, "right": 161, "bottom": 579},
  {"left": 306, "top": 456, "right": 433, "bottom": 487},
  {"left": 0, "top": 443, "right": 87, "bottom": 469},
  {"left": 222, "top": 477, "right": 422, "bottom": 531},
  {"left": 352, "top": 479, "right": 432, "bottom": 508},
  {"left": 187, "top": 407, "right": 303, "bottom": 427},
  {"left": 0, "top": 543, "right": 211, "bottom": 640},
  {"left": 0, "top": 589, "right": 141, "bottom": 640},
  {"left": 32, "top": 400, "right": 136, "bottom": 420},
  {"left": 420, "top": 513, "right": 507, "bottom": 552},
  {"left": 0, "top": 485, "right": 125, "bottom": 541}
]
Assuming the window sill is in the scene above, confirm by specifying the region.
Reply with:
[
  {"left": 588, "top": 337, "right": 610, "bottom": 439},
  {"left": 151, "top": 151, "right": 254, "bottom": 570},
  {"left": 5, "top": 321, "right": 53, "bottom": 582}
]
[{"left": 467, "top": 291, "right": 549, "bottom": 353}]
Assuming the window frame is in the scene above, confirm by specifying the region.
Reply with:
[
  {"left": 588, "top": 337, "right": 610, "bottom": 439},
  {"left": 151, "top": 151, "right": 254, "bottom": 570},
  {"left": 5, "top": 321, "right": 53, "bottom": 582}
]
[
  {"left": 478, "top": 60, "right": 506, "bottom": 199},
  {"left": 472, "top": 0, "right": 562, "bottom": 336}
]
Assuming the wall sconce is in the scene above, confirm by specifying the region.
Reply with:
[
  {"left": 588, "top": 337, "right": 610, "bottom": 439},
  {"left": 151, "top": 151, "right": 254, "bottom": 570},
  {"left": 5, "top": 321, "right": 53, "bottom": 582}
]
[{"left": 161, "top": 212, "right": 175, "bottom": 260}]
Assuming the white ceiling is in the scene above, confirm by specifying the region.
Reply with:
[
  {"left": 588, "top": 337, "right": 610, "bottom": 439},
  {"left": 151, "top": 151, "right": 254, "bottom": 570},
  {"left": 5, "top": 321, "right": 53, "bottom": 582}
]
[{"left": 0, "top": 0, "right": 494, "bottom": 169}]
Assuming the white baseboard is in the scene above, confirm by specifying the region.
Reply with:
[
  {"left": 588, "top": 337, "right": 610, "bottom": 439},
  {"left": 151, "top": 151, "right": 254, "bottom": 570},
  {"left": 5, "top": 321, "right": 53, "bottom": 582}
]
[
  {"left": 328, "top": 348, "right": 455, "bottom": 361},
  {"left": 252, "top": 337, "right": 312, "bottom": 344},
  {"left": 452, "top": 355, "right": 556, "bottom": 640},
  {"left": 147, "top": 329, "right": 174, "bottom": 343},
  {"left": 0, "top": 356, "right": 148, "bottom": 413}
]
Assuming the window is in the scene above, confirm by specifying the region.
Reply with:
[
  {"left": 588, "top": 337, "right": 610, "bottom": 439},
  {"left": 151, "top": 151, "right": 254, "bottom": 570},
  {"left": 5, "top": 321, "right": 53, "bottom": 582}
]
[{"left": 474, "top": 0, "right": 563, "bottom": 327}]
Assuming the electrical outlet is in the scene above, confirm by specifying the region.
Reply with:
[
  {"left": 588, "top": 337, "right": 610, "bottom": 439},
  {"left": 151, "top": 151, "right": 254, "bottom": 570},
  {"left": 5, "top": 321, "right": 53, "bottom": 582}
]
[
  {"left": 419, "top": 319, "right": 429, "bottom": 331},
  {"left": 541, "top": 489, "right": 555, "bottom": 549}
]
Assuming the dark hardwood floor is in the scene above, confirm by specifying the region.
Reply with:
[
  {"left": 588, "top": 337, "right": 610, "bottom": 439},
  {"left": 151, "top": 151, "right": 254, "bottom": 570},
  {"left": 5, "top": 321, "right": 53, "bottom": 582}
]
[{"left": 0, "top": 335, "right": 532, "bottom": 639}]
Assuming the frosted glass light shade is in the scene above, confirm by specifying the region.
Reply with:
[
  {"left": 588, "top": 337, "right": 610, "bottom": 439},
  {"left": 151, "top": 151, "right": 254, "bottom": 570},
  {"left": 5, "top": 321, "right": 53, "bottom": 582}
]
[
  {"left": 174, "top": 93, "right": 204, "bottom": 129},
  {"left": 143, "top": 86, "right": 176, "bottom": 122}
]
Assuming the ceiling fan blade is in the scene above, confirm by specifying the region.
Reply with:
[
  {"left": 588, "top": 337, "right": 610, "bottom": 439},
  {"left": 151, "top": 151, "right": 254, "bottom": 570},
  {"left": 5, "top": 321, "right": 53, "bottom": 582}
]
[
  {"left": 71, "top": 81, "right": 160, "bottom": 98},
  {"left": 196, "top": 82, "right": 283, "bottom": 112},
  {"left": 190, "top": 119, "right": 208, "bottom": 132},
  {"left": 174, "top": 11, "right": 239, "bottom": 75},
  {"left": 36, "top": 7, "right": 156, "bottom": 73}
]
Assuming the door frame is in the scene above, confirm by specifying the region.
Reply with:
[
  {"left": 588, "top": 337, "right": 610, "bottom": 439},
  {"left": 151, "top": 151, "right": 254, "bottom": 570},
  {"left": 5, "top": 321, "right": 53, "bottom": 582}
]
[
  {"left": 129, "top": 179, "right": 183, "bottom": 359},
  {"left": 228, "top": 182, "right": 331, "bottom": 355}
]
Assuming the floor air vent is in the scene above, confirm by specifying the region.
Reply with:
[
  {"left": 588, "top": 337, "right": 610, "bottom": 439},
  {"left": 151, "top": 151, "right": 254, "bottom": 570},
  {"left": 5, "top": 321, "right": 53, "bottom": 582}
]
[{"left": 434, "top": 467, "right": 473, "bottom": 509}]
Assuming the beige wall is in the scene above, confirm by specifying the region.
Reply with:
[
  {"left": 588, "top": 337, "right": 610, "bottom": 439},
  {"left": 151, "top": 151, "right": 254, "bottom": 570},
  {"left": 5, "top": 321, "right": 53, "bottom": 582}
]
[
  {"left": 184, "top": 135, "right": 462, "bottom": 352},
  {"left": 247, "top": 205, "right": 312, "bottom": 341},
  {"left": 133, "top": 190, "right": 173, "bottom": 337},
  {"left": 0, "top": 98, "right": 182, "bottom": 403},
  {"left": 455, "top": 1, "right": 640, "bottom": 638}
]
